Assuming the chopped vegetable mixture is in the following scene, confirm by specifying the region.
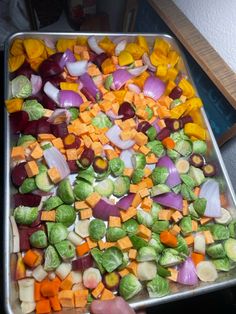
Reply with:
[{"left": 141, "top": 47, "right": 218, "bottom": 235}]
[{"left": 6, "top": 35, "right": 236, "bottom": 314}]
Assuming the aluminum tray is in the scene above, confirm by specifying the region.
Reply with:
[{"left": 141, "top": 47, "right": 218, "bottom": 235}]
[{"left": 4, "top": 32, "right": 236, "bottom": 314}]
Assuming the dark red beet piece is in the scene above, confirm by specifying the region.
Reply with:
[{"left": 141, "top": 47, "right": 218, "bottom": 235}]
[
  {"left": 42, "top": 93, "right": 57, "bottom": 110},
  {"left": 72, "top": 253, "right": 93, "bottom": 271},
  {"left": 157, "top": 127, "right": 171, "bottom": 141},
  {"left": 38, "top": 59, "right": 63, "bottom": 78},
  {"left": 22, "top": 120, "right": 39, "bottom": 136},
  {"left": 93, "top": 53, "right": 108, "bottom": 69},
  {"left": 118, "top": 102, "right": 135, "bottom": 120},
  {"left": 48, "top": 52, "right": 63, "bottom": 64},
  {"left": 51, "top": 122, "right": 68, "bottom": 138},
  {"left": 67, "top": 160, "right": 79, "bottom": 173},
  {"left": 10, "top": 111, "right": 29, "bottom": 134},
  {"left": 42, "top": 74, "right": 65, "bottom": 88},
  {"left": 18, "top": 224, "right": 44, "bottom": 251},
  {"left": 14, "top": 61, "right": 36, "bottom": 79},
  {"left": 169, "top": 86, "right": 183, "bottom": 99},
  {"left": 11, "top": 162, "right": 27, "bottom": 187},
  {"left": 37, "top": 117, "right": 52, "bottom": 134},
  {"left": 180, "top": 115, "right": 193, "bottom": 126},
  {"left": 137, "top": 121, "right": 151, "bottom": 133},
  {"left": 13, "top": 193, "right": 42, "bottom": 207}
]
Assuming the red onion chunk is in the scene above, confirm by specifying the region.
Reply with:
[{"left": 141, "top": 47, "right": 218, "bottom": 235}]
[
  {"left": 93, "top": 53, "right": 108, "bottom": 69},
  {"left": 106, "top": 110, "right": 124, "bottom": 121},
  {"left": 80, "top": 73, "right": 101, "bottom": 100},
  {"left": 142, "top": 53, "right": 156, "bottom": 72},
  {"left": 199, "top": 179, "right": 221, "bottom": 217},
  {"left": 59, "top": 90, "right": 83, "bottom": 108},
  {"left": 44, "top": 146, "right": 70, "bottom": 181},
  {"left": 156, "top": 156, "right": 181, "bottom": 188},
  {"left": 120, "top": 150, "right": 134, "bottom": 168},
  {"left": 43, "top": 81, "right": 59, "bottom": 104},
  {"left": 127, "top": 83, "right": 141, "bottom": 94},
  {"left": 128, "top": 65, "right": 148, "bottom": 76},
  {"left": 143, "top": 76, "right": 165, "bottom": 100},
  {"left": 115, "top": 39, "right": 127, "bottom": 56},
  {"left": 88, "top": 36, "right": 104, "bottom": 54},
  {"left": 111, "top": 69, "right": 133, "bottom": 90},
  {"left": 66, "top": 60, "right": 88, "bottom": 76},
  {"left": 116, "top": 194, "right": 135, "bottom": 210},
  {"left": 47, "top": 109, "right": 71, "bottom": 125},
  {"left": 30, "top": 74, "right": 42, "bottom": 95},
  {"left": 32, "top": 190, "right": 54, "bottom": 197},
  {"left": 93, "top": 198, "right": 120, "bottom": 221},
  {"left": 106, "top": 125, "right": 135, "bottom": 150},
  {"left": 13, "top": 193, "right": 41, "bottom": 207},
  {"left": 59, "top": 49, "right": 76, "bottom": 68},
  {"left": 72, "top": 253, "right": 93, "bottom": 271},
  {"left": 152, "top": 192, "right": 183, "bottom": 211},
  {"left": 177, "top": 257, "right": 198, "bottom": 286}
]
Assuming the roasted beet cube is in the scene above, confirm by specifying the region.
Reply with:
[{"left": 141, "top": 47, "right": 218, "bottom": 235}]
[{"left": 11, "top": 162, "right": 27, "bottom": 187}]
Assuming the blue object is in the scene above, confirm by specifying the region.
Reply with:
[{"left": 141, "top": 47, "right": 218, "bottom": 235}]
[{"left": 134, "top": 0, "right": 236, "bottom": 139}]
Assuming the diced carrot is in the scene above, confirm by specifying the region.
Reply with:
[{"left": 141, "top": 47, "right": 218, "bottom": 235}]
[
  {"left": 162, "top": 137, "right": 175, "bottom": 149},
  {"left": 34, "top": 282, "right": 42, "bottom": 301},
  {"left": 126, "top": 261, "right": 138, "bottom": 276},
  {"left": 184, "top": 235, "right": 194, "bottom": 246},
  {"left": 92, "top": 282, "right": 105, "bottom": 299},
  {"left": 109, "top": 216, "right": 121, "bottom": 228},
  {"left": 146, "top": 153, "right": 158, "bottom": 164},
  {"left": 220, "top": 194, "right": 228, "bottom": 207},
  {"left": 23, "top": 249, "right": 38, "bottom": 267},
  {"left": 143, "top": 177, "right": 153, "bottom": 188},
  {"left": 60, "top": 273, "right": 73, "bottom": 291},
  {"left": 76, "top": 242, "right": 90, "bottom": 256},
  {"left": 129, "top": 184, "right": 139, "bottom": 193},
  {"left": 41, "top": 280, "right": 59, "bottom": 297},
  {"left": 36, "top": 299, "right": 51, "bottom": 314},
  {"left": 160, "top": 230, "right": 178, "bottom": 247},
  {"left": 58, "top": 290, "right": 75, "bottom": 308},
  {"left": 134, "top": 132, "right": 148, "bottom": 146},
  {"left": 49, "top": 295, "right": 62, "bottom": 312},
  {"left": 191, "top": 252, "right": 205, "bottom": 266},
  {"left": 100, "top": 289, "right": 115, "bottom": 301}
]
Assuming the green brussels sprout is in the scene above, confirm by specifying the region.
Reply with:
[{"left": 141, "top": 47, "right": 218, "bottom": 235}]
[
  {"left": 175, "top": 235, "right": 189, "bottom": 256},
  {"left": 131, "top": 153, "right": 146, "bottom": 169},
  {"left": 49, "top": 223, "right": 68, "bottom": 244},
  {"left": 57, "top": 179, "right": 75, "bottom": 204},
  {"left": 150, "top": 202, "right": 162, "bottom": 222},
  {"left": 106, "top": 227, "right": 127, "bottom": 242},
  {"left": 43, "top": 196, "right": 63, "bottom": 211},
  {"left": 89, "top": 219, "right": 106, "bottom": 241},
  {"left": 188, "top": 203, "right": 200, "bottom": 221},
  {"left": 181, "top": 184, "right": 196, "bottom": 201},
  {"left": 131, "top": 169, "right": 144, "bottom": 184},
  {"left": 68, "top": 107, "right": 79, "bottom": 120},
  {"left": 211, "top": 224, "right": 230, "bottom": 240},
  {"left": 171, "top": 129, "right": 189, "bottom": 142},
  {"left": 224, "top": 238, "right": 236, "bottom": 262},
  {"left": 189, "top": 166, "right": 205, "bottom": 186},
  {"left": 137, "top": 246, "right": 157, "bottom": 262},
  {"left": 156, "top": 264, "right": 171, "bottom": 277},
  {"left": 35, "top": 172, "right": 54, "bottom": 192},
  {"left": 22, "top": 100, "right": 45, "bottom": 121},
  {"left": 147, "top": 274, "right": 169, "bottom": 298},
  {"left": 167, "top": 148, "right": 181, "bottom": 161},
  {"left": 147, "top": 140, "right": 165, "bottom": 157},
  {"left": 109, "top": 158, "right": 125, "bottom": 177},
  {"left": 104, "top": 75, "right": 113, "bottom": 90},
  {"left": 179, "top": 216, "right": 192, "bottom": 236},
  {"left": 94, "top": 178, "right": 114, "bottom": 197},
  {"left": 146, "top": 106, "right": 153, "bottom": 120},
  {"left": 171, "top": 184, "right": 181, "bottom": 194},
  {"left": 212, "top": 257, "right": 233, "bottom": 272},
  {"left": 193, "top": 198, "right": 207, "bottom": 216},
  {"left": 122, "top": 219, "right": 139, "bottom": 235},
  {"left": 74, "top": 180, "right": 94, "bottom": 200},
  {"left": 137, "top": 209, "right": 154, "bottom": 228},
  {"left": 229, "top": 220, "right": 236, "bottom": 238},
  {"left": 192, "top": 140, "right": 207, "bottom": 155},
  {"left": 56, "top": 205, "right": 76, "bottom": 227},
  {"left": 129, "top": 235, "right": 148, "bottom": 250},
  {"left": 174, "top": 140, "right": 192, "bottom": 157},
  {"left": 55, "top": 240, "right": 75, "bottom": 260},
  {"left": 150, "top": 184, "right": 170, "bottom": 197},
  {"left": 46, "top": 222, "right": 54, "bottom": 238},
  {"left": 113, "top": 176, "right": 130, "bottom": 197},
  {"left": 76, "top": 166, "right": 95, "bottom": 184},
  {"left": 90, "top": 248, "right": 105, "bottom": 274},
  {"left": 206, "top": 243, "right": 226, "bottom": 259},
  {"left": 118, "top": 252, "right": 129, "bottom": 270},
  {"left": 92, "top": 113, "right": 112, "bottom": 128},
  {"left": 180, "top": 174, "right": 195, "bottom": 189},
  {"left": 102, "top": 247, "right": 123, "bottom": 272},
  {"left": 146, "top": 126, "right": 157, "bottom": 141},
  {"left": 152, "top": 221, "right": 169, "bottom": 234},
  {"left": 11, "top": 75, "right": 32, "bottom": 98},
  {"left": 29, "top": 230, "right": 47, "bottom": 248},
  {"left": 14, "top": 206, "right": 38, "bottom": 225},
  {"left": 119, "top": 274, "right": 142, "bottom": 300},
  {"left": 159, "top": 248, "right": 184, "bottom": 267},
  {"left": 44, "top": 245, "right": 61, "bottom": 271},
  {"left": 149, "top": 233, "right": 165, "bottom": 254},
  {"left": 17, "top": 135, "right": 36, "bottom": 147},
  {"left": 151, "top": 167, "right": 169, "bottom": 185},
  {"left": 19, "top": 178, "right": 37, "bottom": 194},
  {"left": 38, "top": 163, "right": 48, "bottom": 173}
]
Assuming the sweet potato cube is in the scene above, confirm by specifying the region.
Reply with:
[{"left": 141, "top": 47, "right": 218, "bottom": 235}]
[
  {"left": 47, "top": 167, "right": 61, "bottom": 184},
  {"left": 24, "top": 160, "right": 39, "bottom": 177}
]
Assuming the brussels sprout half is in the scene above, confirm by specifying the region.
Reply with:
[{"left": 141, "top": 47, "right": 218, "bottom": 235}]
[
  {"left": 119, "top": 274, "right": 142, "bottom": 300},
  {"left": 89, "top": 219, "right": 106, "bottom": 242},
  {"left": 14, "top": 206, "right": 38, "bottom": 225},
  {"left": 56, "top": 205, "right": 76, "bottom": 227}
]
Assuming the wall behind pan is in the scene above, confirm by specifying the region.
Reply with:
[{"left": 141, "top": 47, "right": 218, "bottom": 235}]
[{"left": 173, "top": 0, "right": 236, "bottom": 73}]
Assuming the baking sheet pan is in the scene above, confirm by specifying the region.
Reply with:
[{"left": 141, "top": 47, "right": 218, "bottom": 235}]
[{"left": 4, "top": 32, "right": 236, "bottom": 314}]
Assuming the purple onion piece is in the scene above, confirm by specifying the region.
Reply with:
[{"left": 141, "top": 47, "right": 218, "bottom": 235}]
[
  {"left": 116, "top": 194, "right": 135, "bottom": 210},
  {"left": 177, "top": 257, "right": 198, "bottom": 285},
  {"left": 93, "top": 198, "right": 120, "bottom": 221},
  {"left": 152, "top": 192, "right": 183, "bottom": 211},
  {"left": 156, "top": 156, "right": 181, "bottom": 188}
]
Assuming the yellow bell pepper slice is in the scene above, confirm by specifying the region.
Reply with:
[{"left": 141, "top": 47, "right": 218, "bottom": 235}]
[
  {"left": 184, "top": 123, "right": 206, "bottom": 140},
  {"left": 118, "top": 51, "right": 134, "bottom": 66}
]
